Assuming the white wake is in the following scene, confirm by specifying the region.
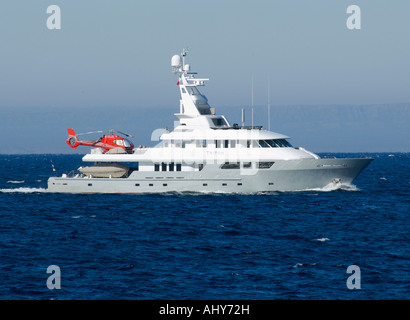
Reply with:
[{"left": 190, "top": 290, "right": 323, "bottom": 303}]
[
  {"left": 305, "top": 183, "right": 360, "bottom": 192},
  {"left": 0, "top": 187, "right": 47, "bottom": 193}
]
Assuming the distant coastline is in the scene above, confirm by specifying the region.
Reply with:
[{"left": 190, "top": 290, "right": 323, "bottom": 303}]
[{"left": 0, "top": 103, "right": 409, "bottom": 154}]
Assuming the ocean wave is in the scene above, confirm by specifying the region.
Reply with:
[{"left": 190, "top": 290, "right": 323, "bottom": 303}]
[
  {"left": 0, "top": 187, "right": 47, "bottom": 193},
  {"left": 7, "top": 180, "right": 25, "bottom": 184},
  {"left": 315, "top": 238, "right": 330, "bottom": 242}
]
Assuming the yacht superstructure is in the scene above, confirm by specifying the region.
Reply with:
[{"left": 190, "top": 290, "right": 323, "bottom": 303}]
[{"left": 47, "top": 50, "right": 372, "bottom": 193}]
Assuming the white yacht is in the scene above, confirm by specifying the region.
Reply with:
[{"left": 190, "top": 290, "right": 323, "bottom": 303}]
[{"left": 47, "top": 50, "right": 373, "bottom": 193}]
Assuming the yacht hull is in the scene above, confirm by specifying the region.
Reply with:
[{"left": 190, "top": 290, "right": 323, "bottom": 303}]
[{"left": 47, "top": 158, "right": 372, "bottom": 193}]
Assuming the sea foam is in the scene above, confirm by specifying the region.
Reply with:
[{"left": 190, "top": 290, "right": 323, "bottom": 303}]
[
  {"left": 0, "top": 187, "right": 47, "bottom": 193},
  {"left": 305, "top": 183, "right": 360, "bottom": 192}
]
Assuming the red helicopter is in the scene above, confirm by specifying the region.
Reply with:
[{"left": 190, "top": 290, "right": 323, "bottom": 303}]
[{"left": 66, "top": 128, "right": 135, "bottom": 153}]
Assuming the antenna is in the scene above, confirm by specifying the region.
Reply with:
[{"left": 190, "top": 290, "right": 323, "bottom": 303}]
[
  {"left": 241, "top": 108, "right": 245, "bottom": 127},
  {"left": 171, "top": 47, "right": 189, "bottom": 74},
  {"left": 268, "top": 76, "right": 271, "bottom": 131},
  {"left": 182, "top": 47, "right": 189, "bottom": 69},
  {"left": 251, "top": 76, "right": 254, "bottom": 129}
]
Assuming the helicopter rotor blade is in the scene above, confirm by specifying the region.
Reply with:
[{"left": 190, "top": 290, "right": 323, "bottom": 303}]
[
  {"left": 109, "top": 129, "right": 134, "bottom": 138},
  {"left": 117, "top": 131, "right": 134, "bottom": 138},
  {"left": 76, "top": 130, "right": 104, "bottom": 136}
]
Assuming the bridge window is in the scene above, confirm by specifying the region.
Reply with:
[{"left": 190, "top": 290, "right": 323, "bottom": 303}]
[
  {"left": 258, "top": 162, "right": 275, "bottom": 169},
  {"left": 221, "top": 162, "right": 240, "bottom": 169},
  {"left": 275, "top": 139, "right": 293, "bottom": 147},
  {"left": 258, "top": 139, "right": 293, "bottom": 148},
  {"left": 212, "top": 118, "right": 228, "bottom": 127},
  {"left": 266, "top": 140, "right": 278, "bottom": 148},
  {"left": 187, "top": 86, "right": 200, "bottom": 95},
  {"left": 243, "top": 162, "right": 252, "bottom": 168},
  {"left": 258, "top": 140, "right": 270, "bottom": 148}
]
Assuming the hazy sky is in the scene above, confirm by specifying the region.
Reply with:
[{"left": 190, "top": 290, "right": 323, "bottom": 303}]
[
  {"left": 1, "top": 0, "right": 410, "bottom": 108},
  {"left": 0, "top": 1, "right": 409, "bottom": 153}
]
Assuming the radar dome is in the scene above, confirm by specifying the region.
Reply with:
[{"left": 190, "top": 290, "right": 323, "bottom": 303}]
[{"left": 171, "top": 55, "right": 182, "bottom": 68}]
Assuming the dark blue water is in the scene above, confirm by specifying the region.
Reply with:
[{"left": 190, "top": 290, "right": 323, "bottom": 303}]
[{"left": 0, "top": 153, "right": 409, "bottom": 300}]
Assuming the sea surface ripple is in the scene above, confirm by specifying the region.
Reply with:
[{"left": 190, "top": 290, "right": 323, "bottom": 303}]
[{"left": 0, "top": 153, "right": 409, "bottom": 299}]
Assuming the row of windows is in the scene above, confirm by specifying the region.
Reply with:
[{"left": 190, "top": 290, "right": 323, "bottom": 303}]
[
  {"left": 133, "top": 182, "right": 274, "bottom": 187},
  {"left": 220, "top": 162, "right": 275, "bottom": 169},
  {"left": 84, "top": 181, "right": 274, "bottom": 187},
  {"left": 163, "top": 139, "right": 292, "bottom": 148},
  {"left": 154, "top": 162, "right": 182, "bottom": 172},
  {"left": 153, "top": 163, "right": 204, "bottom": 172},
  {"left": 259, "top": 139, "right": 292, "bottom": 148},
  {"left": 153, "top": 162, "right": 274, "bottom": 171}
]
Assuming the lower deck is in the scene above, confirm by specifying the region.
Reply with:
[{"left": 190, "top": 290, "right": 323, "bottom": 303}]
[{"left": 47, "top": 158, "right": 373, "bottom": 193}]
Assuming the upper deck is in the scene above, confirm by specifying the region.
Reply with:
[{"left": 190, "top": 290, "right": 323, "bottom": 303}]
[{"left": 82, "top": 50, "right": 319, "bottom": 162}]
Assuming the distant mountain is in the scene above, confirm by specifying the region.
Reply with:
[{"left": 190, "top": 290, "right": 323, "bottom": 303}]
[
  {"left": 0, "top": 103, "right": 409, "bottom": 153},
  {"left": 224, "top": 103, "right": 410, "bottom": 153}
]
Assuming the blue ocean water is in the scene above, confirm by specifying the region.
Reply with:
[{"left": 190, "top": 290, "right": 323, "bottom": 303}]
[{"left": 0, "top": 153, "right": 409, "bottom": 300}]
